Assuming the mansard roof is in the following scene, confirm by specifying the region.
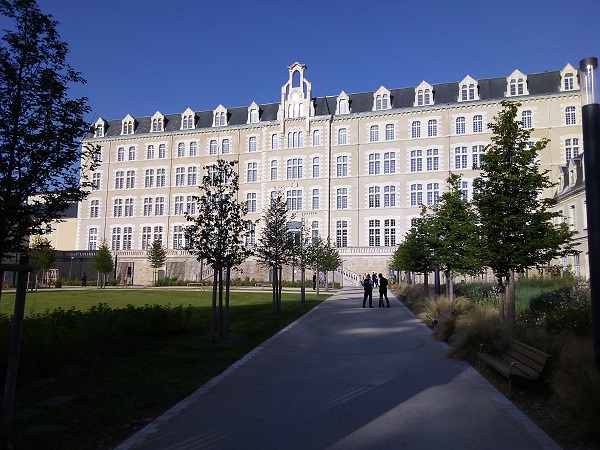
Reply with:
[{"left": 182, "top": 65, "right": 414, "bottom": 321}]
[{"left": 89, "top": 69, "right": 567, "bottom": 138}]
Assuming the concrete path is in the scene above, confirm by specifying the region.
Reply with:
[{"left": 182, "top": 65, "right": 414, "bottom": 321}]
[{"left": 116, "top": 287, "right": 560, "bottom": 450}]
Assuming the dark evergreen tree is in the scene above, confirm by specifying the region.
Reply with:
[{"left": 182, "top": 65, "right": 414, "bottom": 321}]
[
  {"left": 92, "top": 239, "right": 113, "bottom": 288},
  {"left": 0, "top": 0, "right": 98, "bottom": 262},
  {"left": 147, "top": 239, "right": 167, "bottom": 285}
]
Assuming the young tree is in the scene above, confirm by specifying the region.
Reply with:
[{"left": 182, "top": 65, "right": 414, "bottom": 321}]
[
  {"left": 307, "top": 237, "right": 342, "bottom": 294},
  {"left": 473, "top": 100, "right": 578, "bottom": 324},
  {"left": 428, "top": 173, "right": 482, "bottom": 301},
  {"left": 254, "top": 191, "right": 293, "bottom": 314},
  {"left": 29, "top": 235, "right": 55, "bottom": 288},
  {"left": 147, "top": 239, "right": 167, "bottom": 285},
  {"left": 287, "top": 220, "right": 311, "bottom": 303},
  {"left": 393, "top": 210, "right": 435, "bottom": 291},
  {"left": 185, "top": 159, "right": 252, "bottom": 339},
  {"left": 0, "top": 0, "right": 97, "bottom": 263},
  {"left": 92, "top": 240, "right": 113, "bottom": 289}
]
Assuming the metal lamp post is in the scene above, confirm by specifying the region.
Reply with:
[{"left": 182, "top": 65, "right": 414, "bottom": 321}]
[
  {"left": 432, "top": 206, "right": 441, "bottom": 296},
  {"left": 580, "top": 56, "right": 600, "bottom": 367}
]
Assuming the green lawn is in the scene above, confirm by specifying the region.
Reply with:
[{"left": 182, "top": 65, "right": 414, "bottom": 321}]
[{"left": 0, "top": 288, "right": 329, "bottom": 449}]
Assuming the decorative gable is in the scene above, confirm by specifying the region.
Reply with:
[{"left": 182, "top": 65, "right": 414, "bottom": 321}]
[
  {"left": 213, "top": 104, "right": 228, "bottom": 127},
  {"left": 248, "top": 101, "right": 260, "bottom": 124},
  {"left": 414, "top": 81, "right": 433, "bottom": 106},
  {"left": 506, "top": 70, "right": 529, "bottom": 97},
  {"left": 458, "top": 75, "right": 479, "bottom": 102},
  {"left": 151, "top": 111, "right": 165, "bottom": 132},
  {"left": 560, "top": 64, "right": 579, "bottom": 92},
  {"left": 279, "top": 62, "right": 314, "bottom": 120},
  {"left": 94, "top": 118, "right": 107, "bottom": 137},
  {"left": 181, "top": 108, "right": 196, "bottom": 130},
  {"left": 337, "top": 91, "right": 350, "bottom": 115},
  {"left": 373, "top": 86, "right": 391, "bottom": 111},
  {"left": 121, "top": 114, "right": 135, "bottom": 135}
]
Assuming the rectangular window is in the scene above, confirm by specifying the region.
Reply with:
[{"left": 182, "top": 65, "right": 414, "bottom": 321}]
[
  {"left": 189, "top": 141, "right": 197, "bottom": 157},
  {"left": 111, "top": 227, "right": 121, "bottom": 250},
  {"left": 187, "top": 166, "right": 197, "bottom": 186},
  {"left": 173, "top": 225, "right": 184, "bottom": 249},
  {"left": 456, "top": 117, "right": 466, "bottom": 134},
  {"left": 338, "top": 128, "right": 347, "bottom": 145},
  {"left": 286, "top": 158, "right": 303, "bottom": 179},
  {"left": 427, "top": 183, "right": 439, "bottom": 205},
  {"left": 147, "top": 145, "right": 155, "bottom": 160},
  {"left": 384, "top": 219, "right": 396, "bottom": 246},
  {"left": 155, "top": 197, "right": 165, "bottom": 216},
  {"left": 156, "top": 168, "right": 166, "bottom": 187},
  {"left": 124, "top": 198, "right": 134, "bottom": 217},
  {"left": 369, "top": 220, "right": 381, "bottom": 247},
  {"left": 128, "top": 146, "right": 136, "bottom": 161},
  {"left": 473, "top": 115, "right": 483, "bottom": 133},
  {"left": 249, "top": 136, "right": 257, "bottom": 152},
  {"left": 143, "top": 198, "right": 153, "bottom": 216},
  {"left": 455, "top": 147, "right": 468, "bottom": 169},
  {"left": 336, "top": 220, "right": 348, "bottom": 247},
  {"left": 270, "top": 161, "right": 278, "bottom": 180},
  {"left": 426, "top": 149, "right": 439, "bottom": 171},
  {"left": 472, "top": 145, "right": 485, "bottom": 168},
  {"left": 384, "top": 152, "right": 396, "bottom": 174},
  {"left": 412, "top": 121, "right": 421, "bottom": 138},
  {"left": 92, "top": 173, "right": 101, "bottom": 191},
  {"left": 368, "top": 186, "right": 381, "bottom": 208},
  {"left": 286, "top": 189, "right": 302, "bottom": 211},
  {"left": 410, "top": 150, "right": 423, "bottom": 172},
  {"left": 90, "top": 199, "right": 99, "bottom": 218},
  {"left": 368, "top": 153, "right": 381, "bottom": 175},
  {"left": 177, "top": 143, "right": 185, "bottom": 157},
  {"left": 385, "top": 124, "right": 395, "bottom": 141},
  {"left": 158, "top": 144, "right": 166, "bottom": 159},
  {"left": 186, "top": 196, "right": 196, "bottom": 215},
  {"left": 369, "top": 125, "right": 379, "bottom": 142},
  {"left": 313, "top": 130, "right": 321, "bottom": 146},
  {"left": 174, "top": 195, "right": 184, "bottom": 215},
  {"left": 88, "top": 228, "right": 98, "bottom": 250},
  {"left": 123, "top": 226, "right": 132, "bottom": 250},
  {"left": 246, "top": 193, "right": 257, "bottom": 213},
  {"left": 312, "top": 189, "right": 319, "bottom": 210},
  {"left": 175, "top": 167, "right": 185, "bottom": 186},
  {"left": 145, "top": 169, "right": 154, "bottom": 188},
  {"left": 384, "top": 185, "right": 396, "bottom": 207},
  {"left": 427, "top": 119, "right": 437, "bottom": 137},
  {"left": 153, "top": 226, "right": 164, "bottom": 246},
  {"left": 141, "top": 226, "right": 152, "bottom": 250},
  {"left": 126, "top": 170, "right": 135, "bottom": 189},
  {"left": 566, "top": 106, "right": 576, "bottom": 125},
  {"left": 113, "top": 198, "right": 123, "bottom": 217},
  {"left": 522, "top": 111, "right": 532, "bottom": 129},
  {"left": 312, "top": 157, "right": 320, "bottom": 178},
  {"left": 410, "top": 184, "right": 423, "bottom": 206},
  {"left": 566, "top": 138, "right": 580, "bottom": 161},
  {"left": 336, "top": 188, "right": 348, "bottom": 209},
  {"left": 336, "top": 156, "right": 348, "bottom": 177},
  {"left": 114, "top": 171, "right": 124, "bottom": 189},
  {"left": 247, "top": 162, "right": 258, "bottom": 182}
]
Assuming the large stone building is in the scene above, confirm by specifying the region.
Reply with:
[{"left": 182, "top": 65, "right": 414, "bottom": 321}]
[{"left": 77, "top": 62, "right": 585, "bottom": 285}]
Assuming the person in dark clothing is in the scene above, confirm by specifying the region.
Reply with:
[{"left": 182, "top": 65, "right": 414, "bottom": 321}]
[
  {"left": 378, "top": 273, "right": 390, "bottom": 308},
  {"left": 362, "top": 274, "right": 373, "bottom": 308},
  {"left": 81, "top": 272, "right": 87, "bottom": 287},
  {"left": 312, "top": 273, "right": 317, "bottom": 290},
  {"left": 372, "top": 272, "right": 378, "bottom": 287}
]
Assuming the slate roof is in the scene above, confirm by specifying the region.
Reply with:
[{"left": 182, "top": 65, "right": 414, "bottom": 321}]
[{"left": 90, "top": 69, "right": 567, "bottom": 139}]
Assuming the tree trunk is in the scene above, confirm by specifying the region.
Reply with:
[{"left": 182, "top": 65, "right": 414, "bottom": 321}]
[
  {"left": 496, "top": 274, "right": 505, "bottom": 322},
  {"left": 211, "top": 269, "right": 218, "bottom": 342},
  {"left": 423, "top": 272, "right": 429, "bottom": 294},
  {"left": 218, "top": 267, "right": 224, "bottom": 338},
  {"left": 300, "top": 267, "right": 306, "bottom": 304},
  {"left": 272, "top": 266, "right": 278, "bottom": 314},
  {"left": 447, "top": 270, "right": 454, "bottom": 303},
  {"left": 506, "top": 270, "right": 516, "bottom": 326},
  {"left": 225, "top": 266, "right": 231, "bottom": 332},
  {"left": 278, "top": 267, "right": 283, "bottom": 313}
]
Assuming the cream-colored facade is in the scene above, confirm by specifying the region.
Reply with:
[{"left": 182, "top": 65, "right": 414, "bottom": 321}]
[{"left": 78, "top": 62, "right": 585, "bottom": 285}]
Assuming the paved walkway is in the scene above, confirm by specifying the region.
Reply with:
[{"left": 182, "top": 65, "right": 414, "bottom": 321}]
[{"left": 116, "top": 287, "right": 560, "bottom": 450}]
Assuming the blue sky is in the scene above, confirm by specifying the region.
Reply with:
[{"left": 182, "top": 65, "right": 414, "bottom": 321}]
[{"left": 23, "top": 0, "right": 600, "bottom": 123}]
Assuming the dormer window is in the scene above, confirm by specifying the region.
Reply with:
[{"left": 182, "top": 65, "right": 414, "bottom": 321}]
[
  {"left": 414, "top": 82, "right": 433, "bottom": 106},
  {"left": 121, "top": 115, "right": 135, "bottom": 135},
  {"left": 458, "top": 76, "right": 479, "bottom": 102},
  {"left": 213, "top": 105, "right": 228, "bottom": 127},
  {"left": 151, "top": 112, "right": 164, "bottom": 132},
  {"left": 560, "top": 64, "right": 579, "bottom": 92},
  {"left": 181, "top": 108, "right": 195, "bottom": 130},
  {"left": 337, "top": 91, "right": 350, "bottom": 115},
  {"left": 94, "top": 118, "right": 106, "bottom": 138},
  {"left": 373, "top": 86, "right": 391, "bottom": 111},
  {"left": 506, "top": 70, "right": 529, "bottom": 97},
  {"left": 248, "top": 102, "right": 260, "bottom": 124}
]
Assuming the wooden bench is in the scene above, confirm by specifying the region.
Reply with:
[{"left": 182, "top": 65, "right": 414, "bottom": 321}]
[
  {"left": 478, "top": 339, "right": 550, "bottom": 398},
  {"left": 255, "top": 283, "right": 272, "bottom": 290},
  {"left": 426, "top": 310, "right": 453, "bottom": 328}
]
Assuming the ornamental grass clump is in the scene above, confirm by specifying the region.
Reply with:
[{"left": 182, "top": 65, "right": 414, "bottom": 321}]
[
  {"left": 551, "top": 336, "right": 600, "bottom": 444},
  {"left": 447, "top": 305, "right": 511, "bottom": 361}
]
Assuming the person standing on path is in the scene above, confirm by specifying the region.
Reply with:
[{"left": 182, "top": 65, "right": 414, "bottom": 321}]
[
  {"left": 81, "top": 272, "right": 87, "bottom": 287},
  {"left": 362, "top": 274, "right": 373, "bottom": 308},
  {"left": 378, "top": 273, "right": 390, "bottom": 308}
]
